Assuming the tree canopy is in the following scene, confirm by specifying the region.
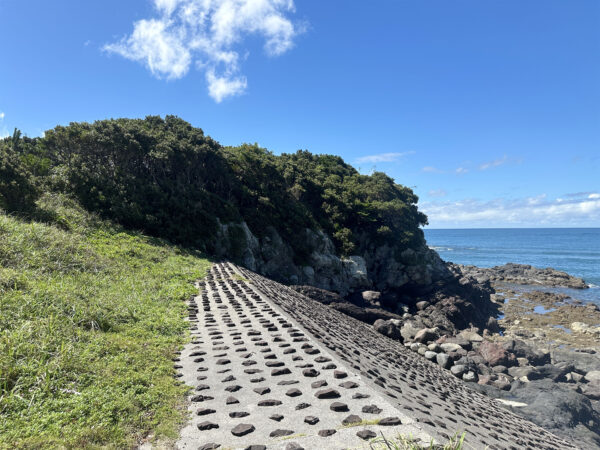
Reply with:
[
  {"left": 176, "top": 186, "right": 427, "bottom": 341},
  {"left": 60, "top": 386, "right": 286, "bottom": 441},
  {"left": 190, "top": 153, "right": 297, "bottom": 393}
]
[{"left": 1, "top": 116, "right": 427, "bottom": 257}]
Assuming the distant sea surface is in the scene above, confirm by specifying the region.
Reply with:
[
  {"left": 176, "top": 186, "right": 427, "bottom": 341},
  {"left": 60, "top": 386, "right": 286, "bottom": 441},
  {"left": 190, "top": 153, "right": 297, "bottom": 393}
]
[{"left": 424, "top": 228, "right": 600, "bottom": 305}]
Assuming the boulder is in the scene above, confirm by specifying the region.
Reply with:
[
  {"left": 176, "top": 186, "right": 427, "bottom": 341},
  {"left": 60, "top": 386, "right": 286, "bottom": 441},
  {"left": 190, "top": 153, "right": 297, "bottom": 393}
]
[
  {"left": 415, "top": 300, "right": 430, "bottom": 311},
  {"left": 535, "top": 363, "right": 575, "bottom": 382},
  {"left": 478, "top": 340, "right": 516, "bottom": 367},
  {"left": 361, "top": 290, "right": 382, "bottom": 305},
  {"left": 400, "top": 322, "right": 420, "bottom": 341},
  {"left": 413, "top": 327, "right": 439, "bottom": 344},
  {"left": 581, "top": 380, "right": 600, "bottom": 400},
  {"left": 440, "top": 343, "right": 462, "bottom": 353},
  {"left": 502, "top": 339, "right": 550, "bottom": 366},
  {"left": 463, "top": 371, "right": 478, "bottom": 382},
  {"left": 584, "top": 370, "right": 600, "bottom": 383},
  {"left": 458, "top": 330, "right": 484, "bottom": 342},
  {"left": 373, "top": 319, "right": 402, "bottom": 341},
  {"left": 450, "top": 364, "right": 467, "bottom": 377},
  {"left": 424, "top": 351, "right": 437, "bottom": 361},
  {"left": 436, "top": 353, "right": 451, "bottom": 369}
]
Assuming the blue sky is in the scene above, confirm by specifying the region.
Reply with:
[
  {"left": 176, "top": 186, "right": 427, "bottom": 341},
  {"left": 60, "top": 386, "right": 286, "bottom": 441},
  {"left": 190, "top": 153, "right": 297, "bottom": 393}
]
[{"left": 1, "top": 0, "right": 599, "bottom": 228}]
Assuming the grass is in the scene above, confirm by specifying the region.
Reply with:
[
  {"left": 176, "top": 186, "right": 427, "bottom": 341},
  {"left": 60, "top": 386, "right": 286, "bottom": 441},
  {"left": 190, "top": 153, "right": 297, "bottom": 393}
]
[
  {"left": 0, "top": 194, "right": 211, "bottom": 449},
  {"left": 340, "top": 418, "right": 382, "bottom": 429},
  {"left": 369, "top": 431, "right": 467, "bottom": 450}
]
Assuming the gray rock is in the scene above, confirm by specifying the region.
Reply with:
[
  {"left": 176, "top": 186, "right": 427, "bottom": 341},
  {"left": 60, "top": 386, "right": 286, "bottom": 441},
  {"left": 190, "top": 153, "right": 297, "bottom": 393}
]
[
  {"left": 424, "top": 351, "right": 438, "bottom": 361},
  {"left": 463, "top": 371, "right": 478, "bottom": 382},
  {"left": 450, "top": 364, "right": 467, "bottom": 377},
  {"left": 436, "top": 353, "right": 451, "bottom": 369},
  {"left": 373, "top": 319, "right": 402, "bottom": 341},
  {"left": 584, "top": 370, "right": 600, "bottom": 383},
  {"left": 440, "top": 343, "right": 462, "bottom": 353},
  {"left": 427, "top": 343, "right": 441, "bottom": 353},
  {"left": 414, "top": 327, "right": 439, "bottom": 344},
  {"left": 401, "top": 322, "right": 421, "bottom": 341}
]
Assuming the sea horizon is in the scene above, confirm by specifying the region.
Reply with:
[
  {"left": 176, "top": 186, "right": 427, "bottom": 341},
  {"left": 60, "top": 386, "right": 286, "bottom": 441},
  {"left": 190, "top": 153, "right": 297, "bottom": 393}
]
[{"left": 424, "top": 227, "right": 600, "bottom": 305}]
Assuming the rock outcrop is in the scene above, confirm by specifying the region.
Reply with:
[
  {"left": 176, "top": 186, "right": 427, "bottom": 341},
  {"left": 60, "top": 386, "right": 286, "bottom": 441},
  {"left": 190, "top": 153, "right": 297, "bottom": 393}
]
[
  {"left": 214, "top": 220, "right": 450, "bottom": 295},
  {"left": 455, "top": 263, "right": 589, "bottom": 289}
]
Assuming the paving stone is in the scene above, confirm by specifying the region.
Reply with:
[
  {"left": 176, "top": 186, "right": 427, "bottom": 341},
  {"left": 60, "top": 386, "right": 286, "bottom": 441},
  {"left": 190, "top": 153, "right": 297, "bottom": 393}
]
[
  {"left": 330, "top": 402, "right": 349, "bottom": 412},
  {"left": 196, "top": 408, "right": 216, "bottom": 416},
  {"left": 362, "top": 404, "right": 382, "bottom": 414},
  {"left": 197, "top": 421, "right": 219, "bottom": 431},
  {"left": 314, "top": 388, "right": 341, "bottom": 399},
  {"left": 318, "top": 429, "right": 337, "bottom": 437},
  {"left": 258, "top": 399, "right": 282, "bottom": 407},
  {"left": 225, "top": 396, "right": 239, "bottom": 405},
  {"left": 269, "top": 414, "right": 284, "bottom": 421},
  {"left": 191, "top": 395, "right": 214, "bottom": 402},
  {"left": 342, "top": 414, "right": 362, "bottom": 426},
  {"left": 269, "top": 429, "right": 294, "bottom": 437},
  {"left": 352, "top": 393, "right": 370, "bottom": 399},
  {"left": 339, "top": 381, "right": 359, "bottom": 389},
  {"left": 379, "top": 417, "right": 403, "bottom": 426},
  {"left": 304, "top": 415, "right": 319, "bottom": 425},
  {"left": 229, "top": 411, "right": 250, "bottom": 418},
  {"left": 286, "top": 388, "right": 302, "bottom": 397},
  {"left": 333, "top": 370, "right": 348, "bottom": 379},
  {"left": 198, "top": 444, "right": 221, "bottom": 450},
  {"left": 231, "top": 423, "right": 255, "bottom": 437},
  {"left": 253, "top": 387, "right": 271, "bottom": 395},
  {"left": 357, "top": 429, "right": 377, "bottom": 440},
  {"left": 271, "top": 368, "right": 292, "bottom": 376},
  {"left": 302, "top": 368, "right": 319, "bottom": 377}
]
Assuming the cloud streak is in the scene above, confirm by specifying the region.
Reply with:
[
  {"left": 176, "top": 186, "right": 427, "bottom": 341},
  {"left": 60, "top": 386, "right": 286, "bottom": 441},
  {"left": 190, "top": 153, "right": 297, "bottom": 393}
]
[
  {"left": 104, "top": 0, "right": 302, "bottom": 102},
  {"left": 355, "top": 151, "right": 414, "bottom": 164},
  {"left": 421, "top": 194, "right": 600, "bottom": 228}
]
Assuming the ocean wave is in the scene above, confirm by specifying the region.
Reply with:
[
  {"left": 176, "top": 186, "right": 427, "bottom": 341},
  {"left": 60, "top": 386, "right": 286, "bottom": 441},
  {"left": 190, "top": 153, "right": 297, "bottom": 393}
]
[
  {"left": 429, "top": 246, "right": 453, "bottom": 251},
  {"left": 589, "top": 283, "right": 599, "bottom": 288}
]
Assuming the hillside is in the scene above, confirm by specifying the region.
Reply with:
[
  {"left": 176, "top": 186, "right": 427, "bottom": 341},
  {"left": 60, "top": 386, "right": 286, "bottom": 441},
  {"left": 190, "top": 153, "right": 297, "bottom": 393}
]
[
  {"left": 0, "top": 193, "right": 211, "bottom": 447},
  {"left": 1, "top": 116, "right": 443, "bottom": 294}
]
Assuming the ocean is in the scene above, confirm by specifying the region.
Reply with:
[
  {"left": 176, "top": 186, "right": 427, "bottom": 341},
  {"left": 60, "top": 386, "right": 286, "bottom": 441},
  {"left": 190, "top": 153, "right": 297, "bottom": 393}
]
[{"left": 423, "top": 228, "right": 600, "bottom": 305}]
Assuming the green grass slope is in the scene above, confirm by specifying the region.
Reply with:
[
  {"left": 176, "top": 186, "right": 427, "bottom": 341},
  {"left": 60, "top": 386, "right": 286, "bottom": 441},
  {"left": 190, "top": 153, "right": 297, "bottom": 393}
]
[{"left": 0, "top": 194, "right": 211, "bottom": 449}]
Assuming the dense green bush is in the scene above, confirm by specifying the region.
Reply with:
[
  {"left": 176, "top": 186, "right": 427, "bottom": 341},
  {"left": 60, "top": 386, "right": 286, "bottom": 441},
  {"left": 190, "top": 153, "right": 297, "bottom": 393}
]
[
  {"left": 0, "top": 130, "right": 39, "bottom": 212},
  {"left": 8, "top": 116, "right": 427, "bottom": 257}
]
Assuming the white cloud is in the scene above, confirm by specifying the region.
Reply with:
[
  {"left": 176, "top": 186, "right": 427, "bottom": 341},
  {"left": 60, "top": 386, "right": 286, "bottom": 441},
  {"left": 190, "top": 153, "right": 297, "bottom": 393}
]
[
  {"left": 589, "top": 193, "right": 600, "bottom": 199},
  {"left": 355, "top": 151, "right": 414, "bottom": 164},
  {"left": 0, "top": 112, "right": 5, "bottom": 120},
  {"left": 455, "top": 167, "right": 468, "bottom": 175},
  {"left": 104, "top": 0, "right": 302, "bottom": 102},
  {"left": 479, "top": 155, "right": 508, "bottom": 171},
  {"left": 422, "top": 166, "right": 443, "bottom": 173},
  {"left": 421, "top": 195, "right": 600, "bottom": 228}
]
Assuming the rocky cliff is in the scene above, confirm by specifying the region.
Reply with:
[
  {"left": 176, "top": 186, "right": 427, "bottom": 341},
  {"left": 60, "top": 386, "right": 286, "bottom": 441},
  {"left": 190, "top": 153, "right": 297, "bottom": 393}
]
[{"left": 214, "top": 219, "right": 450, "bottom": 295}]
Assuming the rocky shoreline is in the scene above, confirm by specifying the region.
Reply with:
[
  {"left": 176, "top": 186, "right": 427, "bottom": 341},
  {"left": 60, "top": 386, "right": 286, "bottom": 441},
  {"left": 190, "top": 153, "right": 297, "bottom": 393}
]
[{"left": 292, "top": 262, "right": 600, "bottom": 448}]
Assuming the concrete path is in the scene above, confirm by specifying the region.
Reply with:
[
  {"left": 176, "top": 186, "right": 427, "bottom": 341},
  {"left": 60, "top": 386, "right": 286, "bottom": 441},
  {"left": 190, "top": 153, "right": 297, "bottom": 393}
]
[{"left": 175, "top": 262, "right": 577, "bottom": 450}]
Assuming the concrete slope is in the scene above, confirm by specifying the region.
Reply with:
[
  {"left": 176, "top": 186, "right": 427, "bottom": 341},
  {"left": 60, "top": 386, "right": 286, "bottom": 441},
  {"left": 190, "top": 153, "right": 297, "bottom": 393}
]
[{"left": 176, "top": 262, "right": 576, "bottom": 450}]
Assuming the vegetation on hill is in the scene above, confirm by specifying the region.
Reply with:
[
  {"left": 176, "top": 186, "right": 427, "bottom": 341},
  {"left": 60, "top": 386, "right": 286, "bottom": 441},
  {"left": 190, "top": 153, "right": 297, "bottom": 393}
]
[
  {"left": 0, "top": 116, "right": 428, "bottom": 446},
  {"left": 0, "top": 194, "right": 211, "bottom": 448},
  {"left": 1, "top": 116, "right": 427, "bottom": 260}
]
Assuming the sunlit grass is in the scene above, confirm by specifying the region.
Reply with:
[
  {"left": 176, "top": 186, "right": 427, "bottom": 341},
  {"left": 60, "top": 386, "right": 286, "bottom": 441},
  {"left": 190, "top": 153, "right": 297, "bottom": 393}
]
[{"left": 0, "top": 194, "right": 211, "bottom": 448}]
